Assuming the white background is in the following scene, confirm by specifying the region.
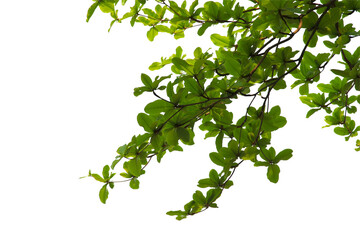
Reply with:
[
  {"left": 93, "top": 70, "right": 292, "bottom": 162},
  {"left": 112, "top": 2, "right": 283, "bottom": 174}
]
[{"left": 1, "top": 1, "right": 360, "bottom": 239}]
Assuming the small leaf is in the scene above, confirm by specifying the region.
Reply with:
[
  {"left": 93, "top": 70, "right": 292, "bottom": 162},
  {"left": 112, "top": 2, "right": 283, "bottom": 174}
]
[
  {"left": 172, "top": 58, "right": 193, "bottom": 74},
  {"left": 177, "top": 127, "right": 190, "bottom": 142},
  {"left": 102, "top": 165, "right": 110, "bottom": 180},
  {"left": 144, "top": 100, "right": 174, "bottom": 114},
  {"left": 117, "top": 144, "right": 127, "bottom": 156},
  {"left": 91, "top": 174, "right": 106, "bottom": 183},
  {"left": 209, "top": 169, "right": 219, "bottom": 183},
  {"left": 127, "top": 159, "right": 142, "bottom": 177},
  {"left": 86, "top": 2, "right": 99, "bottom": 22},
  {"left": 306, "top": 108, "right": 320, "bottom": 118},
  {"left": 224, "top": 57, "right": 242, "bottom": 78},
  {"left": 197, "top": 22, "right": 212, "bottom": 36},
  {"left": 137, "top": 113, "right": 155, "bottom": 132},
  {"left": 210, "top": 34, "right": 231, "bottom": 47},
  {"left": 129, "top": 178, "right": 140, "bottom": 189},
  {"left": 141, "top": 73, "right": 153, "bottom": 88},
  {"left": 215, "top": 132, "right": 224, "bottom": 152},
  {"left": 147, "top": 27, "right": 158, "bottom": 41},
  {"left": 334, "top": 127, "right": 349, "bottom": 136},
  {"left": 267, "top": 165, "right": 280, "bottom": 183},
  {"left": 99, "top": 184, "right": 109, "bottom": 204},
  {"left": 209, "top": 152, "right": 226, "bottom": 166},
  {"left": 317, "top": 83, "right": 337, "bottom": 93},
  {"left": 111, "top": 159, "right": 121, "bottom": 170},
  {"left": 99, "top": 1, "right": 114, "bottom": 13},
  {"left": 275, "top": 149, "right": 293, "bottom": 162},
  {"left": 193, "top": 191, "right": 206, "bottom": 205}
]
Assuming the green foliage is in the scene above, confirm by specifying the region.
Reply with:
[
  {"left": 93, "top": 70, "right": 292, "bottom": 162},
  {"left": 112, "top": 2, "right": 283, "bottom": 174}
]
[{"left": 85, "top": 0, "right": 360, "bottom": 219}]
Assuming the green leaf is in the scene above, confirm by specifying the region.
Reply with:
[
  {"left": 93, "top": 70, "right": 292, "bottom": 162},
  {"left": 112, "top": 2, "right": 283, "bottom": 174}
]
[
  {"left": 209, "top": 169, "right": 219, "bottom": 183},
  {"left": 177, "top": 127, "right": 190, "bottom": 143},
  {"left": 99, "top": 1, "right": 114, "bottom": 13},
  {"left": 141, "top": 73, "right": 153, "bottom": 88},
  {"left": 267, "top": 165, "right": 280, "bottom": 183},
  {"left": 130, "top": 178, "right": 140, "bottom": 189},
  {"left": 172, "top": 58, "right": 193, "bottom": 74},
  {"left": 174, "top": 31, "right": 185, "bottom": 39},
  {"left": 102, "top": 165, "right": 110, "bottom": 180},
  {"left": 210, "top": 34, "right": 231, "bottom": 47},
  {"left": 209, "top": 152, "right": 226, "bottom": 166},
  {"left": 99, "top": 184, "right": 109, "bottom": 204},
  {"left": 224, "top": 57, "right": 242, "bottom": 78},
  {"left": 198, "top": 178, "right": 218, "bottom": 188},
  {"left": 147, "top": 27, "right": 158, "bottom": 41},
  {"left": 242, "top": 146, "right": 260, "bottom": 161},
  {"left": 193, "top": 190, "right": 206, "bottom": 205},
  {"left": 275, "top": 149, "right": 293, "bottom": 162},
  {"left": 166, "top": 128, "right": 179, "bottom": 146},
  {"left": 215, "top": 132, "right": 224, "bottom": 152},
  {"left": 299, "top": 83, "right": 309, "bottom": 95},
  {"left": 334, "top": 127, "right": 349, "bottom": 136},
  {"left": 137, "top": 113, "right": 155, "bottom": 132},
  {"left": 254, "top": 161, "right": 270, "bottom": 167},
  {"left": 197, "top": 22, "right": 212, "bottom": 36},
  {"left": 303, "top": 30, "right": 318, "bottom": 48},
  {"left": 184, "top": 77, "right": 202, "bottom": 95},
  {"left": 144, "top": 100, "right": 174, "bottom": 114},
  {"left": 117, "top": 144, "right": 127, "bottom": 156},
  {"left": 86, "top": 2, "right": 99, "bottom": 22},
  {"left": 91, "top": 174, "right": 106, "bottom": 183},
  {"left": 306, "top": 108, "right": 320, "bottom": 118},
  {"left": 127, "top": 158, "right": 142, "bottom": 177},
  {"left": 111, "top": 159, "right": 121, "bottom": 170},
  {"left": 317, "top": 83, "right": 337, "bottom": 93},
  {"left": 300, "top": 96, "right": 317, "bottom": 108}
]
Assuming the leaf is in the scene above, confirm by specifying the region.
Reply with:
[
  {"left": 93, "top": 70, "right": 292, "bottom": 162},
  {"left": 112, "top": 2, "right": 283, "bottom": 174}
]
[
  {"left": 198, "top": 178, "right": 218, "bottom": 188},
  {"left": 137, "top": 113, "right": 155, "bottom": 132},
  {"left": 99, "top": 184, "right": 109, "bottom": 204},
  {"left": 275, "top": 149, "right": 293, "bottom": 162},
  {"left": 209, "top": 152, "right": 226, "bottom": 166},
  {"left": 127, "top": 158, "right": 142, "bottom": 177},
  {"left": 224, "top": 57, "right": 242, "bottom": 78},
  {"left": 144, "top": 100, "right": 174, "bottom": 114},
  {"left": 317, "top": 83, "right": 337, "bottom": 93},
  {"left": 99, "top": 1, "right": 114, "bottom": 13},
  {"left": 193, "top": 190, "right": 206, "bottom": 205},
  {"left": 334, "top": 127, "right": 349, "bottom": 136},
  {"left": 117, "top": 144, "right": 127, "bottom": 156},
  {"left": 166, "top": 128, "right": 179, "bottom": 146},
  {"left": 129, "top": 178, "right": 140, "bottom": 189},
  {"left": 147, "top": 27, "right": 158, "bottom": 41},
  {"left": 215, "top": 132, "right": 224, "bottom": 152},
  {"left": 267, "top": 165, "right": 280, "bottom": 183},
  {"left": 209, "top": 169, "right": 219, "bottom": 184},
  {"left": 86, "top": 2, "right": 99, "bottom": 22},
  {"left": 172, "top": 58, "right": 193, "bottom": 74},
  {"left": 111, "top": 159, "right": 121, "bottom": 169},
  {"left": 242, "top": 147, "right": 260, "bottom": 161},
  {"left": 102, "top": 165, "right": 110, "bottom": 180},
  {"left": 177, "top": 127, "right": 190, "bottom": 142},
  {"left": 141, "top": 73, "right": 153, "bottom": 88},
  {"left": 254, "top": 161, "right": 270, "bottom": 167},
  {"left": 91, "top": 174, "right": 106, "bottom": 183},
  {"left": 197, "top": 22, "right": 212, "bottom": 36},
  {"left": 306, "top": 108, "right": 320, "bottom": 118},
  {"left": 299, "top": 83, "right": 309, "bottom": 95},
  {"left": 184, "top": 77, "right": 202, "bottom": 95},
  {"left": 210, "top": 34, "right": 231, "bottom": 47}
]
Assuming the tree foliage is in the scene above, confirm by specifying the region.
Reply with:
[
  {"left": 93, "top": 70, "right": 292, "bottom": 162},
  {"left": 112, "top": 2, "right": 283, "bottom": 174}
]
[{"left": 83, "top": 0, "right": 360, "bottom": 220}]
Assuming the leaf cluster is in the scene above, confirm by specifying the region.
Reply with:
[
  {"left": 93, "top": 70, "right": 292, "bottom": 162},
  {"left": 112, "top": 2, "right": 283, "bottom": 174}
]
[{"left": 84, "top": 0, "right": 360, "bottom": 219}]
